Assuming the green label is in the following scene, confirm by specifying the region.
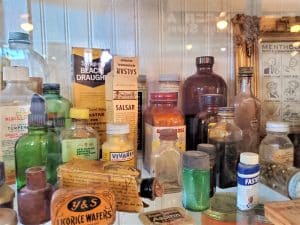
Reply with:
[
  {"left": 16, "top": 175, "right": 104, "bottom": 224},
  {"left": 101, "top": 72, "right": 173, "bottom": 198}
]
[{"left": 62, "top": 138, "right": 98, "bottom": 162}]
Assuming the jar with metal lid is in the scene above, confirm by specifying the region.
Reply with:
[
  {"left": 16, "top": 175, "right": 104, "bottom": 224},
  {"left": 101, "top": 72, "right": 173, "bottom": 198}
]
[
  {"left": 259, "top": 121, "right": 294, "bottom": 167},
  {"left": 202, "top": 193, "right": 236, "bottom": 225},
  {"left": 102, "top": 123, "right": 135, "bottom": 167},
  {"left": 0, "top": 208, "right": 18, "bottom": 225}
]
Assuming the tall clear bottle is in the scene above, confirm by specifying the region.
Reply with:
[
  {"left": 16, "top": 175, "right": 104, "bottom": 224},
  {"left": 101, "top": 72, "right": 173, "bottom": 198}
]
[
  {"left": 43, "top": 83, "right": 72, "bottom": 134},
  {"left": 208, "top": 107, "right": 243, "bottom": 188},
  {"left": 15, "top": 94, "right": 62, "bottom": 190},
  {"left": 3, "top": 32, "right": 49, "bottom": 94},
  {"left": 182, "top": 56, "right": 227, "bottom": 151},
  {"left": 232, "top": 67, "right": 261, "bottom": 153},
  {"left": 0, "top": 66, "right": 34, "bottom": 184},
  {"left": 60, "top": 108, "right": 99, "bottom": 163}
]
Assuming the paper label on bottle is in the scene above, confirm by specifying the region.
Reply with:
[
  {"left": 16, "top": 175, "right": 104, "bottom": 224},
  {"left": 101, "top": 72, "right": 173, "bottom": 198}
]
[
  {"left": 62, "top": 138, "right": 98, "bottom": 162},
  {"left": 0, "top": 105, "right": 30, "bottom": 184},
  {"left": 144, "top": 123, "right": 186, "bottom": 173},
  {"left": 265, "top": 146, "right": 294, "bottom": 166}
]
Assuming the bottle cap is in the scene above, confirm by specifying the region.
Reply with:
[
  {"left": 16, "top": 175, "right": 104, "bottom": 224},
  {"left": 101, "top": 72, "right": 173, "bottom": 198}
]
[
  {"left": 240, "top": 152, "right": 259, "bottom": 165},
  {"left": 239, "top": 67, "right": 253, "bottom": 77},
  {"left": 0, "top": 161, "right": 5, "bottom": 186},
  {"left": 140, "top": 177, "right": 163, "bottom": 200},
  {"left": 3, "top": 66, "right": 29, "bottom": 81},
  {"left": 266, "top": 121, "right": 289, "bottom": 133},
  {"left": 150, "top": 92, "right": 178, "bottom": 102},
  {"left": 159, "top": 129, "right": 178, "bottom": 141},
  {"left": 159, "top": 74, "right": 180, "bottom": 82},
  {"left": 182, "top": 151, "right": 210, "bottom": 170},
  {"left": 0, "top": 208, "right": 18, "bottom": 225},
  {"left": 138, "top": 74, "right": 147, "bottom": 82},
  {"left": 70, "top": 108, "right": 89, "bottom": 120},
  {"left": 43, "top": 83, "right": 60, "bottom": 93},
  {"left": 106, "top": 123, "right": 129, "bottom": 135},
  {"left": 25, "top": 166, "right": 47, "bottom": 190},
  {"left": 196, "top": 56, "right": 214, "bottom": 65},
  {"left": 197, "top": 144, "right": 216, "bottom": 160},
  {"left": 28, "top": 94, "right": 47, "bottom": 127},
  {"left": 8, "top": 31, "right": 31, "bottom": 44}
]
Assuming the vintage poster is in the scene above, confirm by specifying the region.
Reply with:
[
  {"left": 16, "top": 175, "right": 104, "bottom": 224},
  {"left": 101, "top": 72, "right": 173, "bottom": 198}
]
[{"left": 259, "top": 41, "right": 300, "bottom": 132}]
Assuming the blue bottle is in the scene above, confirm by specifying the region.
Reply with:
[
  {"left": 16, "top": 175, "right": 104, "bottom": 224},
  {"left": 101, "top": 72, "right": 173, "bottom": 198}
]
[{"left": 237, "top": 152, "right": 260, "bottom": 210}]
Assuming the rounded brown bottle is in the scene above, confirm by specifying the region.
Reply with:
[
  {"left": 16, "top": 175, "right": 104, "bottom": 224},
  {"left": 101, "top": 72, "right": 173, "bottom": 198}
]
[{"left": 182, "top": 56, "right": 227, "bottom": 150}]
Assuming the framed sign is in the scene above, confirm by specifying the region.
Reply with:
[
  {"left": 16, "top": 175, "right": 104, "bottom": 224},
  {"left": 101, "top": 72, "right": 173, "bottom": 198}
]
[{"left": 232, "top": 15, "right": 300, "bottom": 134}]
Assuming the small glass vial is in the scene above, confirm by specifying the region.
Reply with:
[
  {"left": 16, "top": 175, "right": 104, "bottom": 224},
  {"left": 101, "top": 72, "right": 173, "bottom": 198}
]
[
  {"left": 237, "top": 152, "right": 260, "bottom": 211},
  {"left": 102, "top": 123, "right": 135, "bottom": 167},
  {"left": 182, "top": 151, "right": 210, "bottom": 211},
  {"left": 259, "top": 121, "right": 294, "bottom": 167},
  {"left": 197, "top": 143, "right": 216, "bottom": 197},
  {"left": 152, "top": 129, "right": 181, "bottom": 193},
  {"left": 18, "top": 167, "right": 52, "bottom": 225},
  {"left": 60, "top": 108, "right": 99, "bottom": 163}
]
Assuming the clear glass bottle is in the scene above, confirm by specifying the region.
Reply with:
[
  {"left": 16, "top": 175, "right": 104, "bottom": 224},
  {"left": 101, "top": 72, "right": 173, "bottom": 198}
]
[
  {"left": 60, "top": 107, "right": 99, "bottom": 163},
  {"left": 43, "top": 83, "right": 72, "bottom": 134},
  {"left": 0, "top": 66, "right": 34, "bottom": 184},
  {"left": 138, "top": 75, "right": 147, "bottom": 152},
  {"left": 182, "top": 56, "right": 227, "bottom": 151},
  {"left": 102, "top": 123, "right": 135, "bottom": 167},
  {"left": 259, "top": 121, "right": 294, "bottom": 167},
  {"left": 15, "top": 94, "right": 62, "bottom": 190},
  {"left": 151, "top": 129, "right": 181, "bottom": 193},
  {"left": 3, "top": 32, "right": 49, "bottom": 94},
  {"left": 208, "top": 107, "right": 243, "bottom": 188},
  {"left": 144, "top": 92, "right": 185, "bottom": 172},
  {"left": 232, "top": 67, "right": 261, "bottom": 153}
]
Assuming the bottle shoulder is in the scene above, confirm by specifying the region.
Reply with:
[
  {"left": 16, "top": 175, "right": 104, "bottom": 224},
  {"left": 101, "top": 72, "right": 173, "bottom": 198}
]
[{"left": 183, "top": 72, "right": 227, "bottom": 88}]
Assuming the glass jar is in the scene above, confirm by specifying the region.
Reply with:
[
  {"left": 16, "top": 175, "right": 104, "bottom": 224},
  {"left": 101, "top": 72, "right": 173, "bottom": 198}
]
[
  {"left": 182, "top": 151, "right": 210, "bottom": 211},
  {"left": 259, "top": 121, "right": 294, "bottom": 167},
  {"left": 138, "top": 75, "right": 147, "bottom": 152},
  {"left": 102, "top": 123, "right": 135, "bottom": 167},
  {"left": 182, "top": 56, "right": 227, "bottom": 151},
  {"left": 232, "top": 67, "right": 261, "bottom": 153},
  {"left": 152, "top": 129, "right": 181, "bottom": 193},
  {"left": 208, "top": 107, "right": 243, "bottom": 188},
  {"left": 144, "top": 92, "right": 185, "bottom": 173}
]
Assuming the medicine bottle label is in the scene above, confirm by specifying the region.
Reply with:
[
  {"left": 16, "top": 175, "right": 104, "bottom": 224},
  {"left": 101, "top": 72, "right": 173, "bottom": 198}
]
[
  {"left": 237, "top": 171, "right": 259, "bottom": 210},
  {"left": 0, "top": 105, "right": 30, "bottom": 184},
  {"left": 62, "top": 138, "right": 98, "bottom": 162}
]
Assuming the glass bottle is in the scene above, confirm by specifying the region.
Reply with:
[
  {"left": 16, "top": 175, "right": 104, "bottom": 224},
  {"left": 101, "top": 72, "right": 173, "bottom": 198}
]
[
  {"left": 102, "top": 123, "right": 135, "bottom": 167},
  {"left": 232, "top": 67, "right": 261, "bottom": 153},
  {"left": 151, "top": 129, "right": 181, "bottom": 194},
  {"left": 0, "top": 66, "right": 34, "bottom": 184},
  {"left": 17, "top": 167, "right": 52, "bottom": 225},
  {"left": 259, "top": 121, "right": 294, "bottom": 167},
  {"left": 43, "top": 83, "right": 72, "bottom": 134},
  {"left": 144, "top": 92, "right": 185, "bottom": 173},
  {"left": 182, "top": 151, "right": 210, "bottom": 211},
  {"left": 182, "top": 56, "right": 227, "bottom": 151},
  {"left": 15, "top": 94, "right": 62, "bottom": 190},
  {"left": 138, "top": 75, "right": 147, "bottom": 152},
  {"left": 60, "top": 107, "right": 99, "bottom": 163},
  {"left": 208, "top": 107, "right": 243, "bottom": 188},
  {"left": 3, "top": 32, "right": 49, "bottom": 94}
]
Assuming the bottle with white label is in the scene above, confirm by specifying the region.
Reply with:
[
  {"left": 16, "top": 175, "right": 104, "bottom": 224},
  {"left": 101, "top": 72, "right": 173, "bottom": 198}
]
[
  {"left": 102, "top": 123, "right": 135, "bottom": 167},
  {"left": 237, "top": 152, "right": 260, "bottom": 210},
  {"left": 60, "top": 108, "right": 99, "bottom": 162},
  {"left": 0, "top": 66, "right": 34, "bottom": 184},
  {"left": 259, "top": 121, "right": 294, "bottom": 166}
]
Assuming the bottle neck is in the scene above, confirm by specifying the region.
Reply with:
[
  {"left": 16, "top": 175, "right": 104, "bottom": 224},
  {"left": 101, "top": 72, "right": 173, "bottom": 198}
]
[
  {"left": 239, "top": 76, "right": 253, "bottom": 95},
  {"left": 9, "top": 42, "right": 31, "bottom": 49},
  {"left": 43, "top": 90, "right": 60, "bottom": 96},
  {"left": 159, "top": 139, "right": 177, "bottom": 148},
  {"left": 28, "top": 126, "right": 47, "bottom": 133},
  {"left": 196, "top": 64, "right": 213, "bottom": 73}
]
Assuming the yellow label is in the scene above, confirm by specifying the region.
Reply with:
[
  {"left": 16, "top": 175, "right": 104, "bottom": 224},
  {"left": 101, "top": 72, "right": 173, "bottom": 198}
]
[{"left": 51, "top": 188, "right": 116, "bottom": 225}]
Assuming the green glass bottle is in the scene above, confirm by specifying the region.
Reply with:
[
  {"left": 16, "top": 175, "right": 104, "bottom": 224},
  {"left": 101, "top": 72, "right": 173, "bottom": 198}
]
[
  {"left": 43, "top": 83, "right": 72, "bottom": 134},
  {"left": 15, "top": 94, "right": 62, "bottom": 191}
]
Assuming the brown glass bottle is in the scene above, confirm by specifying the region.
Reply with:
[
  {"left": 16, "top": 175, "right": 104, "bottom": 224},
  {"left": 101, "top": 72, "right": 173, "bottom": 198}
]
[
  {"left": 17, "top": 167, "right": 52, "bottom": 225},
  {"left": 182, "top": 56, "right": 227, "bottom": 150}
]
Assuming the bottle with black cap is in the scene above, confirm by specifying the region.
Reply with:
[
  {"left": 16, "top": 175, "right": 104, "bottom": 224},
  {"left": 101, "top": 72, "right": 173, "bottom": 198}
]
[
  {"left": 3, "top": 31, "right": 49, "bottom": 93},
  {"left": 182, "top": 56, "right": 227, "bottom": 151},
  {"left": 15, "top": 94, "right": 62, "bottom": 191}
]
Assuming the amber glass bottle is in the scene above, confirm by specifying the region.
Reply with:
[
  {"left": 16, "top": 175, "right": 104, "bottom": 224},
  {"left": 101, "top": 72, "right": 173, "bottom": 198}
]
[{"left": 182, "top": 56, "right": 227, "bottom": 151}]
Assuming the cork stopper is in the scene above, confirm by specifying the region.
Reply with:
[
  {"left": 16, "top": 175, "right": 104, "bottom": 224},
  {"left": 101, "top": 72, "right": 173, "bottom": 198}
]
[
  {"left": 196, "top": 56, "right": 214, "bottom": 65},
  {"left": 182, "top": 151, "right": 210, "bottom": 170},
  {"left": 25, "top": 167, "right": 47, "bottom": 190},
  {"left": 159, "top": 129, "right": 178, "bottom": 141}
]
